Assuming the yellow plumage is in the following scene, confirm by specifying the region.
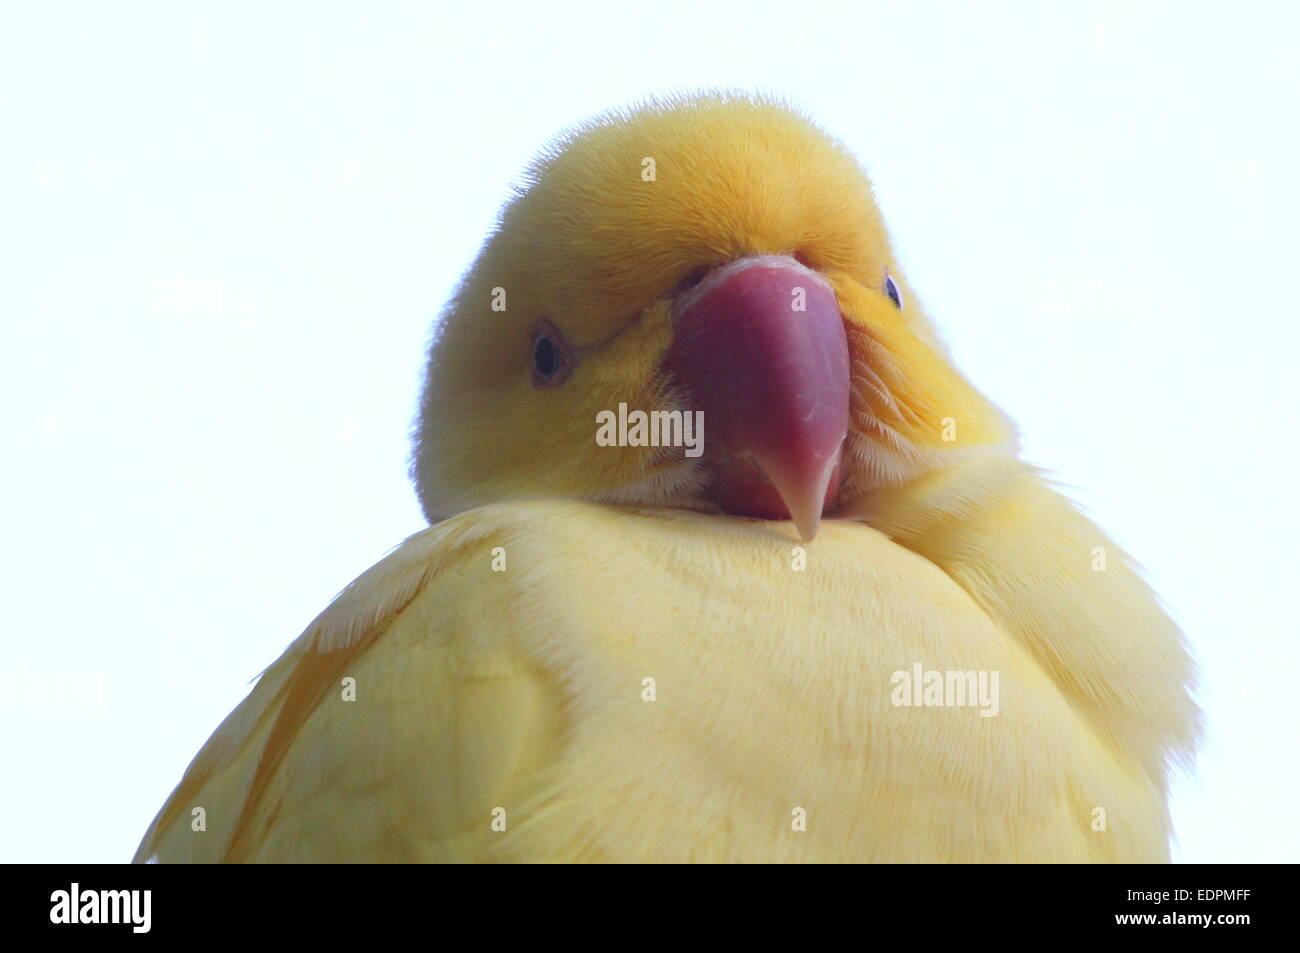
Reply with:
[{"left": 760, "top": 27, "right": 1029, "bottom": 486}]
[{"left": 136, "top": 92, "right": 1197, "bottom": 863}]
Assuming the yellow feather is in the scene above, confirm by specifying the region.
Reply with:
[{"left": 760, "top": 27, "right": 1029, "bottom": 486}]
[
  {"left": 136, "top": 503, "right": 1178, "bottom": 862},
  {"left": 137, "top": 91, "right": 1197, "bottom": 863}
]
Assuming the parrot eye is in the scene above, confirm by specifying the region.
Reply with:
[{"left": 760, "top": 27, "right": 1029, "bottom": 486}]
[
  {"left": 531, "top": 319, "right": 572, "bottom": 388},
  {"left": 884, "top": 271, "right": 903, "bottom": 309}
]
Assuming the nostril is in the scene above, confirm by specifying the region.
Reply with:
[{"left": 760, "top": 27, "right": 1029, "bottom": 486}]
[{"left": 673, "top": 265, "right": 712, "bottom": 297}]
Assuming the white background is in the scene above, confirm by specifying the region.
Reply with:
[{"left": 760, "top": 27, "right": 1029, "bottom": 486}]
[{"left": 2, "top": 1, "right": 1296, "bottom": 863}]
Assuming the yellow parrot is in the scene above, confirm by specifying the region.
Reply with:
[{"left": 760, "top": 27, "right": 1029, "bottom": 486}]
[{"left": 135, "top": 92, "right": 1198, "bottom": 863}]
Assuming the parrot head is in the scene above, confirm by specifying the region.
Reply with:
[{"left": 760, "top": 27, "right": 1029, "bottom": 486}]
[{"left": 414, "top": 92, "right": 1015, "bottom": 540}]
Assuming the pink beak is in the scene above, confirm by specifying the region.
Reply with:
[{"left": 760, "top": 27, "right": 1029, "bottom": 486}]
[{"left": 666, "top": 255, "right": 851, "bottom": 541}]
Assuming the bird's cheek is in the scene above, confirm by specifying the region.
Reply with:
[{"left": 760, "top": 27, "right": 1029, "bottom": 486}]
[{"left": 666, "top": 255, "right": 850, "bottom": 540}]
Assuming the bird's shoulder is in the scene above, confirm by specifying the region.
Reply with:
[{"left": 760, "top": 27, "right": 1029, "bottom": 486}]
[{"left": 136, "top": 501, "right": 1162, "bottom": 862}]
